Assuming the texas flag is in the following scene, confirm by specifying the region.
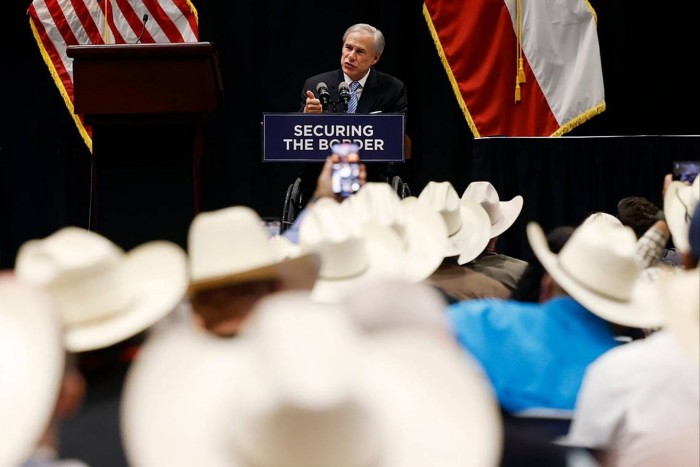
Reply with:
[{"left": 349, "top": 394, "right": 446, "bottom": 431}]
[{"left": 424, "top": 0, "right": 605, "bottom": 137}]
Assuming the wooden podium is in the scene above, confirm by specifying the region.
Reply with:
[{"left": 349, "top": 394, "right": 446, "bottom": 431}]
[{"left": 66, "top": 42, "right": 223, "bottom": 250}]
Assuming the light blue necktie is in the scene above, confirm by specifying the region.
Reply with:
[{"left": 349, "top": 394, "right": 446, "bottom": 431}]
[{"left": 347, "top": 81, "right": 360, "bottom": 113}]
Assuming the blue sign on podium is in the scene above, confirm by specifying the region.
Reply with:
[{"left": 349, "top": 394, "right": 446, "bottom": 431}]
[{"left": 262, "top": 113, "right": 405, "bottom": 162}]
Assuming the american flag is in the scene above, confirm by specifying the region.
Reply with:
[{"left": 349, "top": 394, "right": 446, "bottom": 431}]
[{"left": 28, "top": 0, "right": 200, "bottom": 151}]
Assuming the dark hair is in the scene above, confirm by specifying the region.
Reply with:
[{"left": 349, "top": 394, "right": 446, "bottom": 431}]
[
  {"left": 616, "top": 196, "right": 660, "bottom": 239},
  {"left": 510, "top": 226, "right": 575, "bottom": 303}
]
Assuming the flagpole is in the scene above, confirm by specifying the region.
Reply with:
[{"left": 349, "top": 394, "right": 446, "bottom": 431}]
[{"left": 103, "top": 0, "right": 110, "bottom": 43}]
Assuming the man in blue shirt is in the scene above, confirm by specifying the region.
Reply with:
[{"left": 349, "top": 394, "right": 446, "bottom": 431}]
[{"left": 447, "top": 220, "right": 664, "bottom": 415}]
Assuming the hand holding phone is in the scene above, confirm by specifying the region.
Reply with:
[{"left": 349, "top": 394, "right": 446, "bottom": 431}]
[{"left": 331, "top": 143, "right": 361, "bottom": 197}]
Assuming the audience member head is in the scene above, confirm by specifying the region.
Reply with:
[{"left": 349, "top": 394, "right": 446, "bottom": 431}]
[
  {"left": 341, "top": 23, "right": 384, "bottom": 81},
  {"left": 418, "top": 181, "right": 491, "bottom": 264},
  {"left": 0, "top": 275, "right": 64, "bottom": 466},
  {"left": 616, "top": 196, "right": 661, "bottom": 239},
  {"left": 461, "top": 181, "right": 524, "bottom": 244},
  {"left": 527, "top": 220, "right": 664, "bottom": 329},
  {"left": 188, "top": 206, "right": 320, "bottom": 336},
  {"left": 15, "top": 227, "right": 187, "bottom": 352},
  {"left": 510, "top": 225, "right": 574, "bottom": 303},
  {"left": 122, "top": 290, "right": 503, "bottom": 467}
]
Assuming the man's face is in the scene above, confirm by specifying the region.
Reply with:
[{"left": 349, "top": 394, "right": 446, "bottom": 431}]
[
  {"left": 340, "top": 31, "right": 380, "bottom": 82},
  {"left": 190, "top": 279, "right": 279, "bottom": 337}
]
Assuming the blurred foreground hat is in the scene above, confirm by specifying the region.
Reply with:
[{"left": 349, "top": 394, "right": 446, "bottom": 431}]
[
  {"left": 664, "top": 175, "right": 700, "bottom": 253},
  {"left": 658, "top": 268, "right": 699, "bottom": 361},
  {"left": 122, "top": 290, "right": 503, "bottom": 467},
  {"left": 16, "top": 227, "right": 187, "bottom": 352},
  {"left": 527, "top": 221, "right": 663, "bottom": 328},
  {"left": 343, "top": 279, "right": 451, "bottom": 336},
  {"left": 0, "top": 276, "right": 64, "bottom": 466}
]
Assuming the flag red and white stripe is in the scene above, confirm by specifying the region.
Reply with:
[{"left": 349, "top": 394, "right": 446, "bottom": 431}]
[
  {"left": 424, "top": 0, "right": 605, "bottom": 137},
  {"left": 28, "top": 0, "right": 199, "bottom": 151}
]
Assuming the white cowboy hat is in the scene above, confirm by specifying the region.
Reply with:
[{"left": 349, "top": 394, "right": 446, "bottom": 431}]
[
  {"left": 582, "top": 211, "right": 623, "bottom": 228},
  {"left": 121, "top": 290, "right": 503, "bottom": 467},
  {"left": 658, "top": 268, "right": 699, "bottom": 361},
  {"left": 15, "top": 227, "right": 188, "bottom": 352},
  {"left": 398, "top": 196, "right": 449, "bottom": 280},
  {"left": 300, "top": 198, "right": 405, "bottom": 303},
  {"left": 462, "top": 181, "right": 524, "bottom": 239},
  {"left": 527, "top": 221, "right": 664, "bottom": 328},
  {"left": 342, "top": 184, "right": 446, "bottom": 282},
  {"left": 188, "top": 206, "right": 320, "bottom": 294},
  {"left": 418, "top": 181, "right": 491, "bottom": 264},
  {"left": 0, "top": 277, "right": 64, "bottom": 467},
  {"left": 664, "top": 174, "right": 700, "bottom": 253},
  {"left": 342, "top": 279, "right": 451, "bottom": 336}
]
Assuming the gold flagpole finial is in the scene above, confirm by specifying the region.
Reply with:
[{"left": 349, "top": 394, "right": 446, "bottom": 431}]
[{"left": 515, "top": 0, "right": 525, "bottom": 103}]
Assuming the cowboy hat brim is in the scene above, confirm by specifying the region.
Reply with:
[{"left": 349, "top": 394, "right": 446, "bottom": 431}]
[
  {"left": 311, "top": 223, "right": 405, "bottom": 303},
  {"left": 453, "top": 200, "right": 492, "bottom": 265},
  {"left": 121, "top": 300, "right": 503, "bottom": 467},
  {"left": 66, "top": 241, "right": 188, "bottom": 352},
  {"left": 527, "top": 222, "right": 664, "bottom": 329},
  {"left": 188, "top": 252, "right": 320, "bottom": 296},
  {"left": 0, "top": 279, "right": 64, "bottom": 467},
  {"left": 489, "top": 195, "right": 524, "bottom": 239}
]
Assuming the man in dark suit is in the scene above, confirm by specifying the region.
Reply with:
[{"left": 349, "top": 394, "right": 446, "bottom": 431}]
[
  {"left": 300, "top": 23, "right": 407, "bottom": 115},
  {"left": 298, "top": 23, "right": 408, "bottom": 187}
]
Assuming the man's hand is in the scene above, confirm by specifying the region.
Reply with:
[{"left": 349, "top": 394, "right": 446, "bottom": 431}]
[
  {"left": 304, "top": 90, "right": 323, "bottom": 113},
  {"left": 311, "top": 154, "right": 367, "bottom": 203}
]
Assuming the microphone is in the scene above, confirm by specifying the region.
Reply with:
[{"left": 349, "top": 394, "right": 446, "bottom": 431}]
[
  {"left": 338, "top": 81, "right": 350, "bottom": 112},
  {"left": 135, "top": 14, "right": 149, "bottom": 43},
  {"left": 316, "top": 82, "right": 331, "bottom": 112}
]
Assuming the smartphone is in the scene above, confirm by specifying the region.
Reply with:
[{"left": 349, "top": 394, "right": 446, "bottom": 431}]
[
  {"left": 672, "top": 160, "right": 700, "bottom": 183},
  {"left": 331, "top": 143, "right": 361, "bottom": 197}
]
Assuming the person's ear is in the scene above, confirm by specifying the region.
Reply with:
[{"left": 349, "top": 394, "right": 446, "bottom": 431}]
[
  {"left": 371, "top": 54, "right": 380, "bottom": 65},
  {"left": 539, "top": 273, "right": 554, "bottom": 302},
  {"left": 54, "top": 368, "right": 86, "bottom": 420},
  {"left": 680, "top": 251, "right": 698, "bottom": 270}
]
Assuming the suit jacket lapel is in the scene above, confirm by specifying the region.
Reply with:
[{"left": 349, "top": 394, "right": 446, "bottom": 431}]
[{"left": 356, "top": 68, "right": 377, "bottom": 113}]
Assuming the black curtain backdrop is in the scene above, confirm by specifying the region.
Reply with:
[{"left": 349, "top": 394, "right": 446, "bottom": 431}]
[{"left": 2, "top": 0, "right": 698, "bottom": 268}]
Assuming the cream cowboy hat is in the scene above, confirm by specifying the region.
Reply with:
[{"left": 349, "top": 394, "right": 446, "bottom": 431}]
[
  {"left": 342, "top": 183, "right": 446, "bottom": 282},
  {"left": 121, "top": 290, "right": 503, "bottom": 467},
  {"left": 462, "top": 181, "right": 524, "bottom": 239},
  {"left": 188, "top": 206, "right": 320, "bottom": 294},
  {"left": 527, "top": 221, "right": 664, "bottom": 328},
  {"left": 664, "top": 174, "right": 699, "bottom": 253},
  {"left": 15, "top": 227, "right": 188, "bottom": 352},
  {"left": 0, "top": 277, "right": 64, "bottom": 467},
  {"left": 418, "top": 181, "right": 491, "bottom": 264},
  {"left": 300, "top": 198, "right": 406, "bottom": 303},
  {"left": 658, "top": 268, "right": 699, "bottom": 361},
  {"left": 343, "top": 279, "right": 451, "bottom": 336},
  {"left": 582, "top": 211, "right": 623, "bottom": 228}
]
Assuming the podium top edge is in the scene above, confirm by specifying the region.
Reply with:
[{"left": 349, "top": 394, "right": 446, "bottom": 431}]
[{"left": 66, "top": 42, "right": 217, "bottom": 58}]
